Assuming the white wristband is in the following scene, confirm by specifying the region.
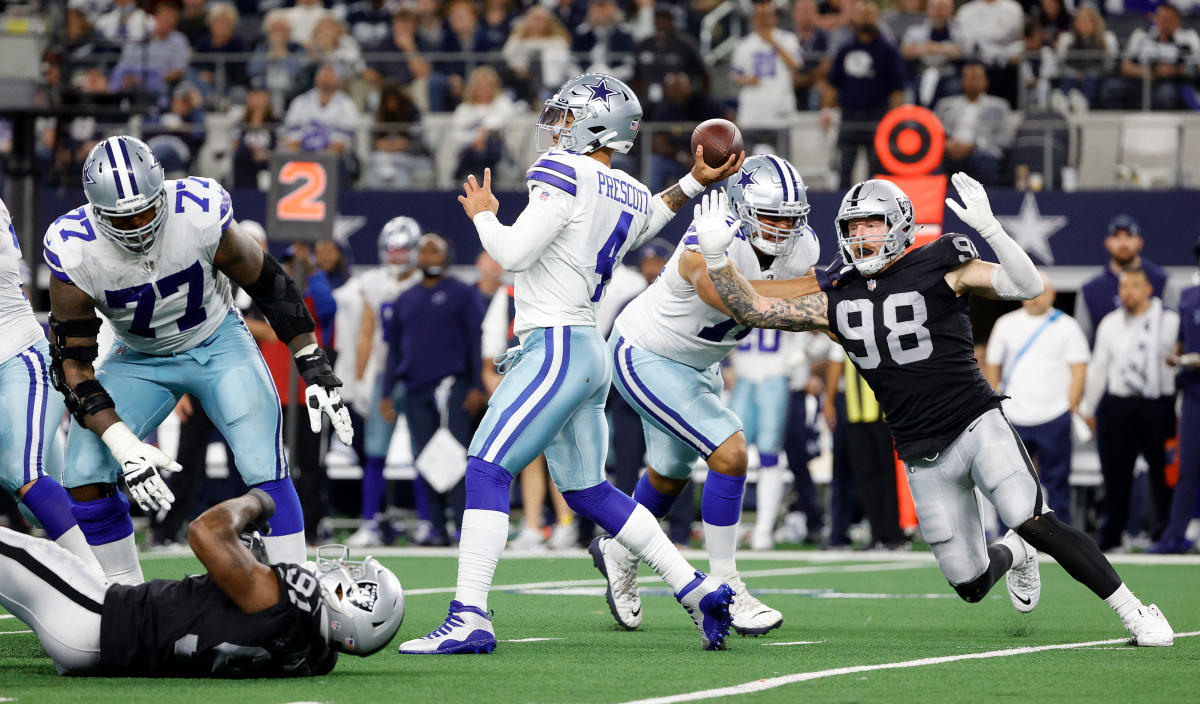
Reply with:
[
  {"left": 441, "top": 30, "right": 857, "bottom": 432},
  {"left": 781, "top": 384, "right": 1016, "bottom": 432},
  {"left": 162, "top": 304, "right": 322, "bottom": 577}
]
[
  {"left": 704, "top": 253, "right": 729, "bottom": 270},
  {"left": 976, "top": 218, "right": 1004, "bottom": 240},
  {"left": 100, "top": 421, "right": 139, "bottom": 462},
  {"left": 294, "top": 343, "right": 318, "bottom": 358},
  {"left": 678, "top": 173, "right": 703, "bottom": 198}
]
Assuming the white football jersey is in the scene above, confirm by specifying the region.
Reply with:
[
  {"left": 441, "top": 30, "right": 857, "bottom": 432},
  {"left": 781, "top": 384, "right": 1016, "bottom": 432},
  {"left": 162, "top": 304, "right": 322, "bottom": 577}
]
[
  {"left": 616, "top": 219, "right": 820, "bottom": 370},
  {"left": 353, "top": 266, "right": 420, "bottom": 390},
  {"left": 0, "top": 199, "right": 45, "bottom": 364},
  {"left": 730, "top": 329, "right": 796, "bottom": 381},
  {"left": 43, "top": 177, "right": 235, "bottom": 355},
  {"left": 512, "top": 150, "right": 657, "bottom": 340}
]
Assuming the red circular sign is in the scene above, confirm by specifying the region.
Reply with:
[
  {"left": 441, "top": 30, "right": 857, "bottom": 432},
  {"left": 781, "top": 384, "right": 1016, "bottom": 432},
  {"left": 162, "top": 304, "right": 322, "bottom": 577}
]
[{"left": 874, "top": 105, "right": 945, "bottom": 177}]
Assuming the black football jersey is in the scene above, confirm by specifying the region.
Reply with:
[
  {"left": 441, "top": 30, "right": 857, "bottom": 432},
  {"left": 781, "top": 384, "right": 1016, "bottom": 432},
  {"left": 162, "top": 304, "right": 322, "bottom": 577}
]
[
  {"left": 826, "top": 234, "right": 1000, "bottom": 461},
  {"left": 99, "top": 563, "right": 336, "bottom": 678}
]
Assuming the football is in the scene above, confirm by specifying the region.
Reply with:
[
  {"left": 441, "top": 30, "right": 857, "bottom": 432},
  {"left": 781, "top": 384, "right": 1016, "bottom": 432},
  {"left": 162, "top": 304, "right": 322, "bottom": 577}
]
[{"left": 690, "top": 118, "right": 744, "bottom": 169}]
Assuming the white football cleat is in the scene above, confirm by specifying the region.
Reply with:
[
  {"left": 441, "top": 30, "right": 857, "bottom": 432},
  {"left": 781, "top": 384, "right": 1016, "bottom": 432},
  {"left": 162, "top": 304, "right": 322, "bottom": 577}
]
[
  {"left": 547, "top": 521, "right": 579, "bottom": 550},
  {"left": 589, "top": 536, "right": 642, "bottom": 629},
  {"left": 1003, "top": 531, "right": 1040, "bottom": 613},
  {"left": 675, "top": 571, "right": 735, "bottom": 650},
  {"left": 749, "top": 527, "right": 775, "bottom": 551},
  {"left": 1125, "top": 604, "right": 1174, "bottom": 647},
  {"left": 510, "top": 526, "right": 547, "bottom": 551},
  {"left": 345, "top": 521, "right": 384, "bottom": 548},
  {"left": 398, "top": 601, "right": 497, "bottom": 654},
  {"left": 725, "top": 574, "right": 783, "bottom": 636}
]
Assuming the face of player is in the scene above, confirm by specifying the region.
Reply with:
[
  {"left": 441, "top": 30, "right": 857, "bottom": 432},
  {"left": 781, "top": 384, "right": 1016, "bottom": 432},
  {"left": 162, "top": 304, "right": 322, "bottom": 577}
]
[
  {"left": 1118, "top": 271, "right": 1152, "bottom": 312},
  {"left": 385, "top": 246, "right": 413, "bottom": 271},
  {"left": 755, "top": 213, "right": 798, "bottom": 244},
  {"left": 844, "top": 216, "right": 888, "bottom": 257},
  {"left": 110, "top": 205, "right": 158, "bottom": 232},
  {"left": 1105, "top": 230, "right": 1142, "bottom": 266}
]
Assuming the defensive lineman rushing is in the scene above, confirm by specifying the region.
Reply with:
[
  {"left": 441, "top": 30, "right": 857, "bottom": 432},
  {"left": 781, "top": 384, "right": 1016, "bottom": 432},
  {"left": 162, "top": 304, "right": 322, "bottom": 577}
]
[
  {"left": 44, "top": 136, "right": 353, "bottom": 584},
  {"left": 0, "top": 198, "right": 101, "bottom": 572},
  {"left": 0, "top": 489, "right": 403, "bottom": 676},
  {"left": 400, "top": 73, "right": 744, "bottom": 654},
  {"left": 594, "top": 156, "right": 818, "bottom": 636},
  {"left": 697, "top": 173, "right": 1174, "bottom": 646}
]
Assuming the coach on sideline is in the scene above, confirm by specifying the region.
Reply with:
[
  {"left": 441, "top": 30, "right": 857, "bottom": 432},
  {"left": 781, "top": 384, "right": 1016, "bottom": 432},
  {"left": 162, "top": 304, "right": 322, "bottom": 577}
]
[{"left": 985, "top": 271, "right": 1089, "bottom": 526}]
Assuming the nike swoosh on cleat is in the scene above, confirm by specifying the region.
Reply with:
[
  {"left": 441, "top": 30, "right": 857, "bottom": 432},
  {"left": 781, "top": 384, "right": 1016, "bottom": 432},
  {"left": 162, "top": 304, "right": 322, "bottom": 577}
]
[
  {"left": 631, "top": 608, "right": 641, "bottom": 617},
  {"left": 1011, "top": 590, "right": 1032, "bottom": 606}
]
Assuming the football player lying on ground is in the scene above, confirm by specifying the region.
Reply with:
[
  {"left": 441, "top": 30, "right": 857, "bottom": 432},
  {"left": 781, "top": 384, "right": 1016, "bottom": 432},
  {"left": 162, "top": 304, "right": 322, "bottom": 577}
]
[
  {"left": 0, "top": 489, "right": 405, "bottom": 676},
  {"left": 693, "top": 174, "right": 1174, "bottom": 647}
]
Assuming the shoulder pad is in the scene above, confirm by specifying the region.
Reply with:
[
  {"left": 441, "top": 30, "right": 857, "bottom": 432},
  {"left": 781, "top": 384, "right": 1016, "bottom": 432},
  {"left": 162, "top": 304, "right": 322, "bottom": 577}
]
[
  {"left": 170, "top": 177, "right": 234, "bottom": 230},
  {"left": 43, "top": 207, "right": 96, "bottom": 282},
  {"left": 526, "top": 154, "right": 579, "bottom": 197},
  {"left": 931, "top": 232, "right": 980, "bottom": 269}
]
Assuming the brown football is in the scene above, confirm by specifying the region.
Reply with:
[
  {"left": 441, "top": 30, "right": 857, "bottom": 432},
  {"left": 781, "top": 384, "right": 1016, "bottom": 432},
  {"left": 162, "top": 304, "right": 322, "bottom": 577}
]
[{"left": 690, "top": 119, "right": 744, "bottom": 169}]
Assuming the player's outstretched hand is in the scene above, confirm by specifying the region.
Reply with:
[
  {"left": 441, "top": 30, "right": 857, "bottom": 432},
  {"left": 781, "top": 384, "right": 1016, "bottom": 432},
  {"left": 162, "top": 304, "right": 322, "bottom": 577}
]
[
  {"left": 691, "top": 145, "right": 746, "bottom": 186},
  {"left": 458, "top": 168, "right": 501, "bottom": 220},
  {"left": 101, "top": 422, "right": 181, "bottom": 513},
  {"left": 295, "top": 347, "right": 355, "bottom": 445},
  {"left": 694, "top": 190, "right": 740, "bottom": 269},
  {"left": 945, "top": 172, "right": 1002, "bottom": 239}
]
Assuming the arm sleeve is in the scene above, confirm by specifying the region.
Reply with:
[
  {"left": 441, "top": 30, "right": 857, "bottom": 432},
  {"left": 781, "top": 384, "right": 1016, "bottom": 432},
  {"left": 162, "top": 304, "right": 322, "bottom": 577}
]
[
  {"left": 472, "top": 186, "right": 572, "bottom": 272},
  {"left": 982, "top": 227, "right": 1044, "bottom": 300}
]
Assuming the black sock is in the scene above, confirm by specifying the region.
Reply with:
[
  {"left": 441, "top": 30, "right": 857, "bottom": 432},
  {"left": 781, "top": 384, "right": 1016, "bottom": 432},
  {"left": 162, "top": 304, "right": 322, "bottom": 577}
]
[
  {"left": 951, "top": 544, "right": 1013, "bottom": 603},
  {"left": 1017, "top": 513, "right": 1121, "bottom": 599}
]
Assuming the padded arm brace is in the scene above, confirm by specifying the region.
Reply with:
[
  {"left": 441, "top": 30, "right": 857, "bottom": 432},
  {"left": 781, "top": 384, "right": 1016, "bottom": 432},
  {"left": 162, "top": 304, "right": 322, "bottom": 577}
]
[
  {"left": 243, "top": 252, "right": 316, "bottom": 343},
  {"left": 47, "top": 316, "right": 115, "bottom": 423},
  {"left": 984, "top": 225, "right": 1044, "bottom": 300}
]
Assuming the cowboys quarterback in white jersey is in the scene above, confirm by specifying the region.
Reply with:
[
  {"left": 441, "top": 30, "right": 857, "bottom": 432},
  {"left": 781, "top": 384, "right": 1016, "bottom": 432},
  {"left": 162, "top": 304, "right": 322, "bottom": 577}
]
[
  {"left": 43, "top": 135, "right": 352, "bottom": 584},
  {"left": 596, "top": 155, "right": 818, "bottom": 636},
  {"left": 400, "top": 73, "right": 745, "bottom": 654}
]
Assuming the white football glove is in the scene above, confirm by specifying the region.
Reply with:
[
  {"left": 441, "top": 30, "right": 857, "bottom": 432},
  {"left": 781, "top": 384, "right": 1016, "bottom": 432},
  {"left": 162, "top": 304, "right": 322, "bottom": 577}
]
[
  {"left": 306, "top": 384, "right": 354, "bottom": 445},
  {"left": 693, "top": 190, "right": 740, "bottom": 269},
  {"left": 101, "top": 422, "right": 182, "bottom": 513},
  {"left": 945, "top": 172, "right": 1003, "bottom": 239}
]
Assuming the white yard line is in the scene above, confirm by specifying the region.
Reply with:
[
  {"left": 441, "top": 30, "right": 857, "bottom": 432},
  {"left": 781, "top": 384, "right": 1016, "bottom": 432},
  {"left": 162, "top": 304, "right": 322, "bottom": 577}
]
[
  {"left": 502, "top": 638, "right": 563, "bottom": 643},
  {"left": 0, "top": 631, "right": 32, "bottom": 636},
  {"left": 614, "top": 631, "right": 1200, "bottom": 704},
  {"left": 763, "top": 641, "right": 825, "bottom": 646}
]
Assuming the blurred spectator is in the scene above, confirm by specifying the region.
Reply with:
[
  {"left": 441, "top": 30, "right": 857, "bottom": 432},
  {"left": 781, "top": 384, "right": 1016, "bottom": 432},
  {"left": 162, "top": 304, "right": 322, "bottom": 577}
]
[
  {"left": 144, "top": 83, "right": 207, "bottom": 176},
  {"left": 281, "top": 0, "right": 333, "bottom": 46},
  {"left": 550, "top": 0, "right": 588, "bottom": 32},
  {"left": 901, "top": 0, "right": 966, "bottom": 107},
  {"left": 415, "top": 0, "right": 446, "bottom": 49},
  {"left": 438, "top": 0, "right": 497, "bottom": 105},
  {"left": 1055, "top": 3, "right": 1119, "bottom": 110},
  {"left": 382, "top": 234, "right": 486, "bottom": 544},
  {"left": 344, "top": 0, "right": 398, "bottom": 47},
  {"left": 731, "top": 0, "right": 802, "bottom": 150},
  {"left": 573, "top": 0, "right": 636, "bottom": 83},
  {"left": 1035, "top": 0, "right": 1073, "bottom": 43},
  {"left": 193, "top": 2, "right": 248, "bottom": 93},
  {"left": 503, "top": 4, "right": 575, "bottom": 103},
  {"left": 95, "top": 0, "right": 153, "bottom": 43},
  {"left": 984, "top": 272, "right": 1089, "bottom": 526},
  {"left": 481, "top": 0, "right": 518, "bottom": 49},
  {"left": 367, "top": 9, "right": 437, "bottom": 109},
  {"left": 881, "top": 0, "right": 924, "bottom": 45},
  {"left": 178, "top": 0, "right": 211, "bottom": 46},
  {"left": 58, "top": 9, "right": 114, "bottom": 86},
  {"left": 314, "top": 240, "right": 351, "bottom": 290},
  {"left": 647, "top": 71, "right": 729, "bottom": 191},
  {"left": 109, "top": 0, "right": 193, "bottom": 97},
  {"left": 935, "top": 62, "right": 1013, "bottom": 185},
  {"left": 816, "top": 0, "right": 852, "bottom": 40},
  {"left": 68, "top": 0, "right": 117, "bottom": 24},
  {"left": 1075, "top": 215, "right": 1168, "bottom": 343},
  {"left": 232, "top": 87, "right": 278, "bottom": 189},
  {"left": 283, "top": 62, "right": 362, "bottom": 181},
  {"left": 1159, "top": 237, "right": 1200, "bottom": 554},
  {"left": 822, "top": 0, "right": 905, "bottom": 189},
  {"left": 249, "top": 9, "right": 309, "bottom": 115},
  {"left": 306, "top": 16, "right": 367, "bottom": 79},
  {"left": 1106, "top": 3, "right": 1200, "bottom": 110},
  {"left": 451, "top": 65, "right": 517, "bottom": 181},
  {"left": 632, "top": 6, "right": 708, "bottom": 108},
  {"left": 791, "top": 0, "right": 832, "bottom": 110},
  {"left": 1015, "top": 17, "right": 1057, "bottom": 108},
  {"left": 956, "top": 0, "right": 1024, "bottom": 106},
  {"left": 1081, "top": 266, "right": 1178, "bottom": 552},
  {"left": 365, "top": 83, "right": 435, "bottom": 188}
]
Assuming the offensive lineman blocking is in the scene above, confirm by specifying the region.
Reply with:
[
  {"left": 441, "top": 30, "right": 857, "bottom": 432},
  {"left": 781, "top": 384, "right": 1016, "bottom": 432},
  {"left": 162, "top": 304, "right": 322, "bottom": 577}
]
[{"left": 400, "top": 73, "right": 745, "bottom": 654}]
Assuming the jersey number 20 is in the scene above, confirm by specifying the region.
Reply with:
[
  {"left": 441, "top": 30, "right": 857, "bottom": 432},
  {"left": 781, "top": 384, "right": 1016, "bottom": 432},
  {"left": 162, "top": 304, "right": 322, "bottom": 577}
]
[{"left": 835, "top": 292, "right": 932, "bottom": 368}]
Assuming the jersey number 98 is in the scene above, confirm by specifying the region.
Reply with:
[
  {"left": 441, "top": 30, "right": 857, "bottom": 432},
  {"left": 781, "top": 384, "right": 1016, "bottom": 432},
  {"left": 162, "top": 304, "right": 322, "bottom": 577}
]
[{"left": 835, "top": 292, "right": 932, "bottom": 368}]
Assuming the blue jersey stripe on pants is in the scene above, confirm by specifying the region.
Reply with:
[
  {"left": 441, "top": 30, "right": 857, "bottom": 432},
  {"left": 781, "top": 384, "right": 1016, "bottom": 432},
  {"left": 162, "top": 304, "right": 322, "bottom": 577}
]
[{"left": 613, "top": 336, "right": 717, "bottom": 455}]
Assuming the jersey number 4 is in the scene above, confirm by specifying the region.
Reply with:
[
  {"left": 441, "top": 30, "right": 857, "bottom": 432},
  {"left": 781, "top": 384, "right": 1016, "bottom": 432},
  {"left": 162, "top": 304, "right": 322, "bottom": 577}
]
[
  {"left": 103, "top": 260, "right": 207, "bottom": 339},
  {"left": 591, "top": 211, "right": 634, "bottom": 302},
  {"left": 835, "top": 291, "right": 932, "bottom": 368}
]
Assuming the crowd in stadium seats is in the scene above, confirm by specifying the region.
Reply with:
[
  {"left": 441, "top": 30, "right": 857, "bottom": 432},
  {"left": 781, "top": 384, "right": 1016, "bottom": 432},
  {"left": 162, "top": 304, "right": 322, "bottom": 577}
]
[{"left": 14, "top": 0, "right": 1200, "bottom": 192}]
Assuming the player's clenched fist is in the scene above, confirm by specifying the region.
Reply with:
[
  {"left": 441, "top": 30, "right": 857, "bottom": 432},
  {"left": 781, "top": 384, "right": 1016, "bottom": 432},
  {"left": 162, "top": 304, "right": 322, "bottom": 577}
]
[{"left": 694, "top": 190, "right": 741, "bottom": 270}]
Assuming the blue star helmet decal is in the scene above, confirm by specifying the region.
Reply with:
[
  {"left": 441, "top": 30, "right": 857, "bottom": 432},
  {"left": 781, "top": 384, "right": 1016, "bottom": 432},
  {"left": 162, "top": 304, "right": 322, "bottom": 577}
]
[
  {"left": 736, "top": 167, "right": 759, "bottom": 189},
  {"left": 586, "top": 78, "right": 618, "bottom": 106}
]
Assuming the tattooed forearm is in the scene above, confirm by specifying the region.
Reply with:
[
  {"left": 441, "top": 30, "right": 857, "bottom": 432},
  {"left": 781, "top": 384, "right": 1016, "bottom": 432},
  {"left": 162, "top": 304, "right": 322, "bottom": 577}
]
[
  {"left": 657, "top": 183, "right": 688, "bottom": 212},
  {"left": 708, "top": 264, "right": 829, "bottom": 332}
]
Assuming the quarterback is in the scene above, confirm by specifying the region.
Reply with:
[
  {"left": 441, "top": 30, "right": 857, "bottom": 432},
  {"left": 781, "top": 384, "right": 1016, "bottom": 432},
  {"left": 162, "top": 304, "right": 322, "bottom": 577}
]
[
  {"left": 698, "top": 174, "right": 1174, "bottom": 646},
  {"left": 401, "top": 73, "right": 744, "bottom": 654},
  {"left": 44, "top": 136, "right": 352, "bottom": 584},
  {"left": 593, "top": 156, "right": 818, "bottom": 636}
]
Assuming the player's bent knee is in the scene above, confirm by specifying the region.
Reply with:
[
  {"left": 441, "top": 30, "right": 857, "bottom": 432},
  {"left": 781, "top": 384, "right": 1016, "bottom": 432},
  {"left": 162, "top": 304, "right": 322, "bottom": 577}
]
[
  {"left": 707, "top": 433, "right": 748, "bottom": 477},
  {"left": 950, "top": 571, "right": 991, "bottom": 603},
  {"left": 67, "top": 483, "right": 116, "bottom": 503},
  {"left": 1015, "top": 511, "right": 1061, "bottom": 547},
  {"left": 647, "top": 467, "right": 689, "bottom": 496}
]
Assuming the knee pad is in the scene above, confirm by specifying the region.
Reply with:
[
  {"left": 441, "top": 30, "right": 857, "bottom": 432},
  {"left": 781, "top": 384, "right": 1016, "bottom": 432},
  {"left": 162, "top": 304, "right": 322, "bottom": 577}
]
[{"left": 950, "top": 570, "right": 992, "bottom": 603}]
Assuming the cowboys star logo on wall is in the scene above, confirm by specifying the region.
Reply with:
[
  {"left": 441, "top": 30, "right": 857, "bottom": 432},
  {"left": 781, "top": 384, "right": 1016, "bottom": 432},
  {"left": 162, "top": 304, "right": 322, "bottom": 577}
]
[
  {"left": 586, "top": 78, "right": 618, "bottom": 106},
  {"left": 996, "top": 192, "right": 1067, "bottom": 265}
]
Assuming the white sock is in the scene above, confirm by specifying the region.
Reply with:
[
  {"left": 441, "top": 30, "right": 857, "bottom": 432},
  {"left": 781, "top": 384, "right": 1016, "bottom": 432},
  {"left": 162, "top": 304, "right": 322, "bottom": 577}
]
[
  {"left": 999, "top": 530, "right": 1029, "bottom": 566},
  {"left": 703, "top": 522, "right": 739, "bottom": 581},
  {"left": 1105, "top": 583, "right": 1143, "bottom": 622},
  {"left": 454, "top": 508, "right": 509, "bottom": 610},
  {"left": 753, "top": 466, "right": 784, "bottom": 541},
  {"left": 90, "top": 534, "right": 143, "bottom": 585},
  {"left": 54, "top": 526, "right": 103, "bottom": 576},
  {"left": 261, "top": 531, "right": 308, "bottom": 565},
  {"left": 614, "top": 504, "right": 695, "bottom": 593}
]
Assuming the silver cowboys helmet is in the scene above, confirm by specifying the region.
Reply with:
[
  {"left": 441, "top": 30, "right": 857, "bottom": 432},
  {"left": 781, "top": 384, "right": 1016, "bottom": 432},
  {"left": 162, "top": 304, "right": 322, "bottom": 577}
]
[
  {"left": 834, "top": 179, "right": 916, "bottom": 276},
  {"left": 726, "top": 154, "right": 811, "bottom": 257},
  {"left": 536, "top": 73, "right": 642, "bottom": 154},
  {"left": 82, "top": 136, "right": 167, "bottom": 255},
  {"left": 378, "top": 216, "right": 422, "bottom": 276},
  {"left": 312, "top": 545, "right": 404, "bottom": 656}
]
